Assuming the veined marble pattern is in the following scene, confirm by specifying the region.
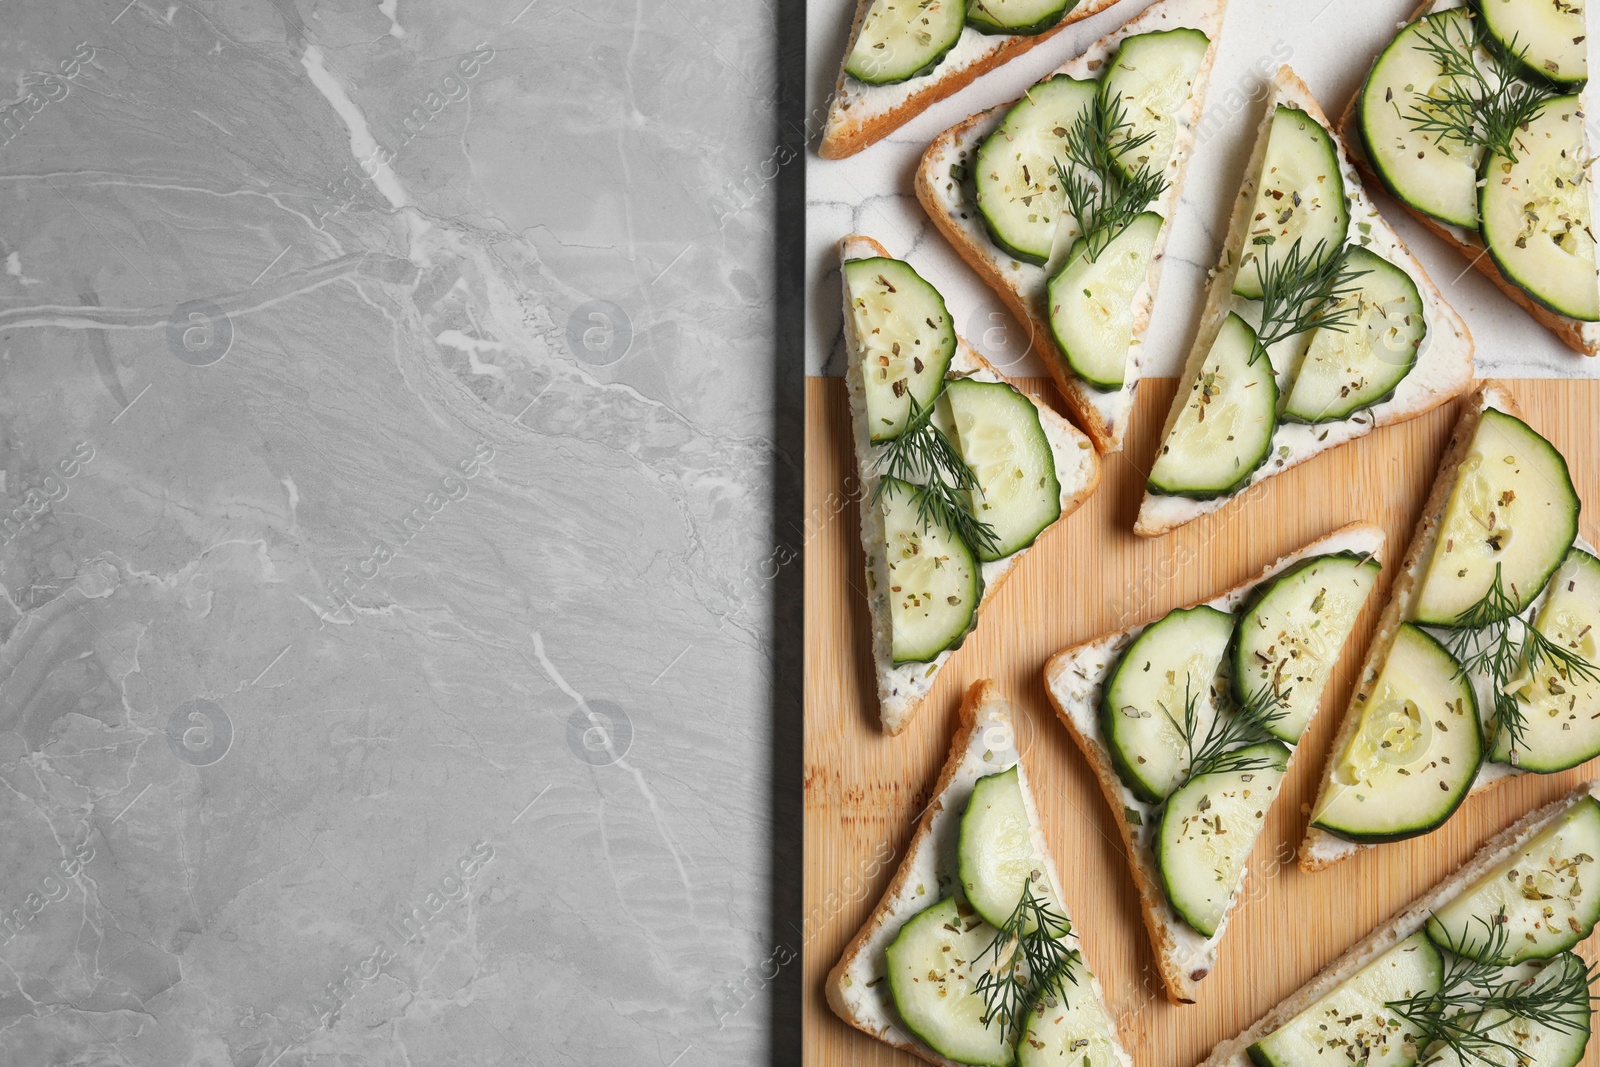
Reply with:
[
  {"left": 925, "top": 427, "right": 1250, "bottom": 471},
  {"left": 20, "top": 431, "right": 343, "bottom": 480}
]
[
  {"left": 0, "top": 1, "right": 790, "bottom": 1064},
  {"left": 806, "top": 0, "right": 1600, "bottom": 379}
]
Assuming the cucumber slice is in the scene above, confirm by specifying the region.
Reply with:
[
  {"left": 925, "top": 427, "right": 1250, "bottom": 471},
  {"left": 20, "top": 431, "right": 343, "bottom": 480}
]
[
  {"left": 1232, "top": 552, "right": 1383, "bottom": 743},
  {"left": 886, "top": 897, "right": 1014, "bottom": 1067},
  {"left": 1492, "top": 549, "right": 1600, "bottom": 771},
  {"left": 1156, "top": 741, "right": 1290, "bottom": 937},
  {"left": 966, "top": 0, "right": 1076, "bottom": 35},
  {"left": 1100, "top": 605, "right": 1236, "bottom": 803},
  {"left": 845, "top": 257, "right": 959, "bottom": 442},
  {"left": 1420, "top": 954, "right": 1592, "bottom": 1067},
  {"left": 974, "top": 75, "right": 1099, "bottom": 266},
  {"left": 882, "top": 477, "right": 985, "bottom": 663},
  {"left": 1234, "top": 106, "right": 1350, "bottom": 301},
  {"left": 959, "top": 767, "right": 1062, "bottom": 931},
  {"left": 1282, "top": 247, "right": 1426, "bottom": 424},
  {"left": 844, "top": 0, "right": 968, "bottom": 86},
  {"left": 1246, "top": 932, "right": 1442, "bottom": 1067},
  {"left": 1147, "top": 313, "right": 1278, "bottom": 500},
  {"left": 943, "top": 378, "right": 1061, "bottom": 562},
  {"left": 1046, "top": 212, "right": 1163, "bottom": 391},
  {"left": 1475, "top": 0, "right": 1589, "bottom": 88},
  {"left": 1357, "top": 10, "right": 1485, "bottom": 229},
  {"left": 1480, "top": 94, "right": 1600, "bottom": 322},
  {"left": 1016, "top": 956, "right": 1123, "bottom": 1067},
  {"left": 1100, "top": 28, "right": 1212, "bottom": 179},
  {"left": 1426, "top": 795, "right": 1600, "bottom": 964},
  {"left": 1311, "top": 624, "right": 1483, "bottom": 843},
  {"left": 1412, "top": 409, "right": 1580, "bottom": 627}
]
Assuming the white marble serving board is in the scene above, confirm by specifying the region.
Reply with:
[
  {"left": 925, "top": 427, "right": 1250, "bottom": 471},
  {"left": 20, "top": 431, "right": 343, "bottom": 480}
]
[{"left": 806, "top": 0, "right": 1600, "bottom": 380}]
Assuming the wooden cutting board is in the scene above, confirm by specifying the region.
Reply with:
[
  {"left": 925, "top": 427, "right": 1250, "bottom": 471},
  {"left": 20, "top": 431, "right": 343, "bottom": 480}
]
[{"left": 804, "top": 377, "right": 1600, "bottom": 1067}]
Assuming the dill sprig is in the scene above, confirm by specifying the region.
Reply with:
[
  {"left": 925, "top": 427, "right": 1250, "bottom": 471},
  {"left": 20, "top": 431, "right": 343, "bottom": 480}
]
[
  {"left": 1055, "top": 92, "right": 1169, "bottom": 261},
  {"left": 1399, "top": 13, "right": 1555, "bottom": 165},
  {"left": 1443, "top": 563, "right": 1600, "bottom": 758},
  {"left": 871, "top": 393, "right": 1002, "bottom": 558},
  {"left": 1164, "top": 678, "right": 1289, "bottom": 784},
  {"left": 1386, "top": 912, "right": 1598, "bottom": 1067},
  {"left": 1248, "top": 237, "right": 1370, "bottom": 364},
  {"left": 973, "top": 874, "right": 1077, "bottom": 1038}
]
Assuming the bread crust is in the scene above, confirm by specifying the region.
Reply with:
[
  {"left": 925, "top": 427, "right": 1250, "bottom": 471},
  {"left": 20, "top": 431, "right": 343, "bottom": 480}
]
[
  {"left": 1131, "top": 66, "right": 1475, "bottom": 538},
  {"left": 825, "top": 680, "right": 1132, "bottom": 1067},
  {"left": 1298, "top": 383, "right": 1525, "bottom": 873},
  {"left": 1204, "top": 782, "right": 1600, "bottom": 1067},
  {"left": 913, "top": 0, "right": 1228, "bottom": 454},
  {"left": 818, "top": 0, "right": 1124, "bottom": 160},
  {"left": 1336, "top": 0, "right": 1600, "bottom": 358},
  {"left": 841, "top": 234, "right": 1102, "bottom": 735},
  {"left": 1043, "top": 522, "right": 1387, "bottom": 1003}
]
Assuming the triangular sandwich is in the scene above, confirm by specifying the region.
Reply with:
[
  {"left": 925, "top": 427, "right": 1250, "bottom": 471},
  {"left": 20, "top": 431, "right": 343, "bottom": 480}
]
[
  {"left": 827, "top": 679, "right": 1136, "bottom": 1067},
  {"left": 819, "top": 0, "right": 1125, "bottom": 159},
  {"left": 840, "top": 234, "right": 1101, "bottom": 735},
  {"left": 1045, "top": 523, "right": 1385, "bottom": 1002},
  {"left": 1302, "top": 384, "right": 1600, "bottom": 871},
  {"left": 917, "top": 0, "right": 1228, "bottom": 452},
  {"left": 1134, "top": 67, "right": 1474, "bottom": 537}
]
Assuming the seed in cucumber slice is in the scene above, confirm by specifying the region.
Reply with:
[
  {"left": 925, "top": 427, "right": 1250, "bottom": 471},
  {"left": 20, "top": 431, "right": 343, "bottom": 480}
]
[
  {"left": 1282, "top": 247, "right": 1425, "bottom": 424},
  {"left": 1419, "top": 953, "right": 1593, "bottom": 1067},
  {"left": 1232, "top": 552, "right": 1382, "bottom": 743},
  {"left": 1246, "top": 932, "right": 1442, "bottom": 1067},
  {"left": 974, "top": 75, "right": 1099, "bottom": 267},
  {"left": 1016, "top": 955, "right": 1122, "bottom": 1067},
  {"left": 1234, "top": 107, "right": 1350, "bottom": 301},
  {"left": 1479, "top": 93, "right": 1599, "bottom": 322},
  {"left": 844, "top": 257, "right": 959, "bottom": 442},
  {"left": 959, "top": 767, "right": 1065, "bottom": 932},
  {"left": 1412, "top": 409, "right": 1580, "bottom": 627},
  {"left": 1046, "top": 212, "right": 1163, "bottom": 391},
  {"left": 1490, "top": 550, "right": 1600, "bottom": 771},
  {"left": 966, "top": 0, "right": 1077, "bottom": 35},
  {"left": 885, "top": 897, "right": 1014, "bottom": 1067},
  {"left": 844, "top": 0, "right": 968, "bottom": 86},
  {"left": 1426, "top": 795, "right": 1600, "bottom": 964},
  {"left": 943, "top": 378, "right": 1061, "bottom": 562},
  {"left": 1147, "top": 312, "right": 1278, "bottom": 500},
  {"left": 1101, "top": 605, "right": 1236, "bottom": 803},
  {"left": 881, "top": 477, "right": 985, "bottom": 663},
  {"left": 1100, "top": 28, "right": 1211, "bottom": 180},
  {"left": 1311, "top": 624, "right": 1482, "bottom": 844},
  {"left": 1156, "top": 741, "right": 1289, "bottom": 937},
  {"left": 1475, "top": 0, "right": 1589, "bottom": 88},
  {"left": 1357, "top": 10, "right": 1485, "bottom": 230}
]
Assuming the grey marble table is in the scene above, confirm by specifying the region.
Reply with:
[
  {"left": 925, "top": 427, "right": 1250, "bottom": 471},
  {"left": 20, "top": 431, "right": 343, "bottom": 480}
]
[{"left": 0, "top": 1, "right": 802, "bottom": 1064}]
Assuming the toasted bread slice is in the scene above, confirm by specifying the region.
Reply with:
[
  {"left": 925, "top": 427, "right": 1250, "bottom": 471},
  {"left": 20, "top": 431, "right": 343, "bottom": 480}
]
[
  {"left": 826, "top": 679, "right": 1135, "bottom": 1067},
  {"left": 916, "top": 0, "right": 1228, "bottom": 453},
  {"left": 1339, "top": 0, "right": 1600, "bottom": 358},
  {"left": 1043, "top": 522, "right": 1386, "bottom": 1004},
  {"left": 1132, "top": 67, "right": 1475, "bottom": 538},
  {"left": 1204, "top": 781, "right": 1600, "bottom": 1067},
  {"left": 1300, "top": 384, "right": 1597, "bottom": 871},
  {"left": 818, "top": 0, "right": 1125, "bottom": 160},
  {"left": 842, "top": 234, "right": 1101, "bottom": 735}
]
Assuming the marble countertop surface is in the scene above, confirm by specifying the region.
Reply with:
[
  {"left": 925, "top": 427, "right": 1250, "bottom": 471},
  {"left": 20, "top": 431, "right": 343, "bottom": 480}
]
[
  {"left": 806, "top": 0, "right": 1600, "bottom": 379},
  {"left": 0, "top": 1, "right": 797, "bottom": 1064}
]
